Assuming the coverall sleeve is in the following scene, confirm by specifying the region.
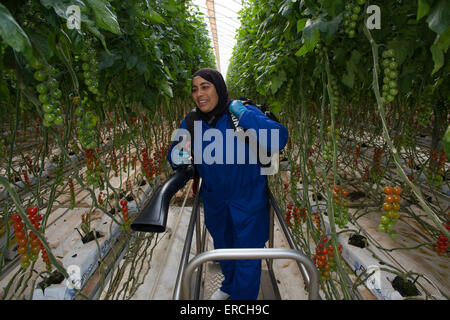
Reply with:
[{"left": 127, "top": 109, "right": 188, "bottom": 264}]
[{"left": 237, "top": 105, "right": 289, "bottom": 153}]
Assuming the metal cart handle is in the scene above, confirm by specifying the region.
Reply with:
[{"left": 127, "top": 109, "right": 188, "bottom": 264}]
[{"left": 181, "top": 248, "right": 320, "bottom": 300}]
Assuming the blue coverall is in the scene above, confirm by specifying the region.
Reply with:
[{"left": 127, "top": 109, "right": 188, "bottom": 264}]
[{"left": 168, "top": 104, "right": 289, "bottom": 299}]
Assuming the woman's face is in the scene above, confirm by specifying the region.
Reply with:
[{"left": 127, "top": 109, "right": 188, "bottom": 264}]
[{"left": 191, "top": 76, "right": 219, "bottom": 113}]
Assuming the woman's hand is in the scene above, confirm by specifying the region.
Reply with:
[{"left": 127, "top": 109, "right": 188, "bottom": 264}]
[
  {"left": 173, "top": 149, "right": 191, "bottom": 166},
  {"left": 229, "top": 100, "right": 247, "bottom": 119}
]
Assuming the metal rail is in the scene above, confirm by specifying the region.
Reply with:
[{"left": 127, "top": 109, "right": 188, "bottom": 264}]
[{"left": 181, "top": 248, "right": 320, "bottom": 300}]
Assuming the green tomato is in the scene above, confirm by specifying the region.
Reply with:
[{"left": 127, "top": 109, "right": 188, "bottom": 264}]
[
  {"left": 31, "top": 58, "right": 43, "bottom": 70},
  {"left": 34, "top": 70, "right": 47, "bottom": 82},
  {"left": 357, "top": 0, "right": 366, "bottom": 5},
  {"left": 48, "top": 78, "right": 59, "bottom": 89},
  {"left": 54, "top": 116, "right": 63, "bottom": 126},
  {"left": 39, "top": 94, "right": 49, "bottom": 104},
  {"left": 44, "top": 113, "right": 55, "bottom": 123},
  {"left": 52, "top": 88, "right": 62, "bottom": 99},
  {"left": 378, "top": 224, "right": 387, "bottom": 233},
  {"left": 82, "top": 63, "right": 90, "bottom": 71},
  {"left": 43, "top": 119, "right": 52, "bottom": 127},
  {"left": 36, "top": 83, "right": 48, "bottom": 94},
  {"left": 389, "top": 231, "right": 397, "bottom": 238},
  {"left": 21, "top": 261, "right": 31, "bottom": 269},
  {"left": 389, "top": 61, "right": 398, "bottom": 69},
  {"left": 42, "top": 103, "right": 54, "bottom": 113},
  {"left": 348, "top": 30, "right": 355, "bottom": 38},
  {"left": 389, "top": 80, "right": 397, "bottom": 88},
  {"left": 380, "top": 215, "right": 390, "bottom": 225},
  {"left": 386, "top": 222, "right": 395, "bottom": 231},
  {"left": 389, "top": 70, "right": 398, "bottom": 79},
  {"left": 30, "top": 253, "right": 39, "bottom": 261},
  {"left": 353, "top": 6, "right": 361, "bottom": 14},
  {"left": 351, "top": 13, "right": 358, "bottom": 21},
  {"left": 390, "top": 88, "right": 398, "bottom": 96},
  {"left": 382, "top": 59, "right": 390, "bottom": 68},
  {"left": 84, "top": 71, "right": 91, "bottom": 79}
]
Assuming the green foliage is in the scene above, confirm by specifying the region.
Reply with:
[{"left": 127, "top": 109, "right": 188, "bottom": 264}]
[
  {"left": 227, "top": 0, "right": 449, "bottom": 112},
  {"left": 0, "top": 0, "right": 215, "bottom": 119}
]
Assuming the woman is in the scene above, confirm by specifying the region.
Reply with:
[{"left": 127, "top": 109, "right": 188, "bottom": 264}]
[{"left": 168, "top": 68, "right": 288, "bottom": 300}]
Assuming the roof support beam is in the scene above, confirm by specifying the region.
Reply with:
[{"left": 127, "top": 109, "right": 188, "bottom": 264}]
[{"left": 206, "top": 0, "right": 220, "bottom": 72}]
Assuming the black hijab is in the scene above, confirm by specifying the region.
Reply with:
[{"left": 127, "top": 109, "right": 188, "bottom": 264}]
[{"left": 192, "top": 68, "right": 231, "bottom": 127}]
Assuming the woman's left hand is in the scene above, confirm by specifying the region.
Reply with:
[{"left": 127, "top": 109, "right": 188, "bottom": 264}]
[{"left": 229, "top": 100, "right": 247, "bottom": 119}]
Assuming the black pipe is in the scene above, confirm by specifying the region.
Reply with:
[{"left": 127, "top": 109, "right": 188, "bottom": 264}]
[{"left": 131, "top": 165, "right": 195, "bottom": 233}]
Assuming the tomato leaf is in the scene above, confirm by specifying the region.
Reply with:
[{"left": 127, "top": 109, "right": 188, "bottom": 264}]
[
  {"left": 85, "top": 0, "right": 121, "bottom": 35},
  {"left": 297, "top": 18, "right": 307, "bottom": 33},
  {"left": 426, "top": 0, "right": 450, "bottom": 35},
  {"left": 417, "top": 0, "right": 431, "bottom": 21},
  {"left": 430, "top": 43, "right": 444, "bottom": 75},
  {"left": 0, "top": 4, "right": 32, "bottom": 61},
  {"left": 270, "top": 70, "right": 287, "bottom": 95}
]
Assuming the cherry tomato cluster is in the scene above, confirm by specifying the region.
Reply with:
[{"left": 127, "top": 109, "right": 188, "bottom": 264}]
[
  {"left": 120, "top": 200, "right": 130, "bottom": 230},
  {"left": 328, "top": 76, "right": 341, "bottom": 107},
  {"left": 22, "top": 169, "right": 30, "bottom": 186},
  {"left": 25, "top": 156, "right": 34, "bottom": 173},
  {"left": 84, "top": 148, "right": 104, "bottom": 189},
  {"left": 378, "top": 186, "right": 402, "bottom": 238},
  {"left": 285, "top": 203, "right": 307, "bottom": 227},
  {"left": 126, "top": 179, "right": 132, "bottom": 192},
  {"left": 381, "top": 49, "right": 399, "bottom": 104},
  {"left": 141, "top": 146, "right": 168, "bottom": 182},
  {"left": 323, "top": 126, "right": 341, "bottom": 160},
  {"left": 314, "top": 42, "right": 327, "bottom": 59},
  {"left": 79, "top": 46, "right": 100, "bottom": 95},
  {"left": 342, "top": 0, "right": 365, "bottom": 38},
  {"left": 332, "top": 185, "right": 349, "bottom": 228},
  {"left": 75, "top": 104, "right": 98, "bottom": 150},
  {"left": 426, "top": 149, "right": 446, "bottom": 187},
  {"left": 434, "top": 223, "right": 449, "bottom": 256},
  {"left": 12, "top": 206, "right": 46, "bottom": 270},
  {"left": 370, "top": 147, "right": 383, "bottom": 181},
  {"left": 31, "top": 57, "right": 64, "bottom": 128},
  {"left": 98, "top": 191, "right": 105, "bottom": 205},
  {"left": 111, "top": 146, "right": 119, "bottom": 177},
  {"left": 312, "top": 211, "right": 321, "bottom": 231},
  {"left": 141, "top": 148, "right": 152, "bottom": 181},
  {"left": 282, "top": 183, "right": 291, "bottom": 198},
  {"left": 352, "top": 145, "right": 360, "bottom": 168},
  {"left": 312, "top": 236, "right": 343, "bottom": 281}
]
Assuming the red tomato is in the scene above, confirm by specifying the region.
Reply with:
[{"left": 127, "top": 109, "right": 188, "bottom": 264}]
[
  {"left": 384, "top": 186, "right": 393, "bottom": 195},
  {"left": 13, "top": 222, "right": 24, "bottom": 232},
  {"left": 26, "top": 206, "right": 38, "bottom": 216},
  {"left": 393, "top": 186, "right": 402, "bottom": 195}
]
